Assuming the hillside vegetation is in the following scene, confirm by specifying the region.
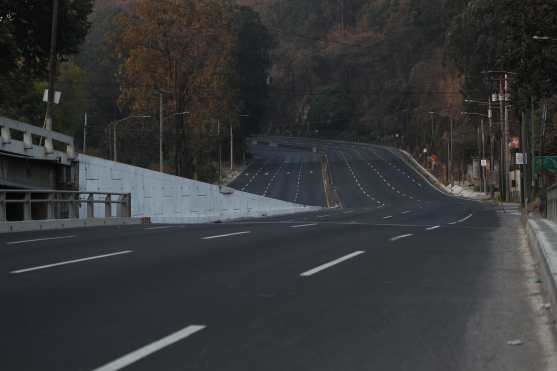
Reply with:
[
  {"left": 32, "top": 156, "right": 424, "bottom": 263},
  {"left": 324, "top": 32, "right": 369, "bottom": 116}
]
[{"left": 1, "top": 0, "right": 556, "bottom": 183}]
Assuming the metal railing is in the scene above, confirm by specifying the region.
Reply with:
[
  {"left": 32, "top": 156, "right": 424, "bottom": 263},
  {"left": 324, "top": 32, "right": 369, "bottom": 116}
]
[
  {"left": 547, "top": 183, "right": 557, "bottom": 222},
  {"left": 0, "top": 190, "right": 131, "bottom": 222}
]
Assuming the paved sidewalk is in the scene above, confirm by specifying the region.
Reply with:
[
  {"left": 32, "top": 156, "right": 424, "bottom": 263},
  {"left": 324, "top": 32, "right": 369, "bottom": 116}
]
[{"left": 527, "top": 217, "right": 557, "bottom": 315}]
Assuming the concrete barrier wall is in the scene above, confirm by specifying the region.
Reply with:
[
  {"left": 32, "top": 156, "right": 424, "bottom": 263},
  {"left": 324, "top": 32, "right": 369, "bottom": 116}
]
[{"left": 79, "top": 155, "right": 318, "bottom": 223}]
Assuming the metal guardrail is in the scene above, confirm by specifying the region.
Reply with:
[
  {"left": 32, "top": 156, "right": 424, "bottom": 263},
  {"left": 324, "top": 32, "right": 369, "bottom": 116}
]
[
  {"left": 0, "top": 190, "right": 131, "bottom": 222},
  {"left": 547, "top": 183, "right": 557, "bottom": 222}
]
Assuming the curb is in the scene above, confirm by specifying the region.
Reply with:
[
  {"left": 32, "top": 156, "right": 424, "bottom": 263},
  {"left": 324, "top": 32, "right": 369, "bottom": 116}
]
[
  {"left": 0, "top": 217, "right": 145, "bottom": 234},
  {"left": 525, "top": 218, "right": 557, "bottom": 321},
  {"left": 392, "top": 148, "right": 450, "bottom": 195}
]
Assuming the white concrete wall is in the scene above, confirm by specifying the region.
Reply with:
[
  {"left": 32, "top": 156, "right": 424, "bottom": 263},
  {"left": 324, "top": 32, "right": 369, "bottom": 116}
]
[{"left": 79, "top": 155, "right": 318, "bottom": 223}]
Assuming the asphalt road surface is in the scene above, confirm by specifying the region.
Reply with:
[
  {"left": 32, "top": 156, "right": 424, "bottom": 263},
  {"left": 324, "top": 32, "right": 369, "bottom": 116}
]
[{"left": 1, "top": 137, "right": 556, "bottom": 371}]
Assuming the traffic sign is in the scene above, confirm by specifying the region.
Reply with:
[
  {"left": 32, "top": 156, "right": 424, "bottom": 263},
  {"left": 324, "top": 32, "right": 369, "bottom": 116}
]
[{"left": 515, "top": 153, "right": 527, "bottom": 165}]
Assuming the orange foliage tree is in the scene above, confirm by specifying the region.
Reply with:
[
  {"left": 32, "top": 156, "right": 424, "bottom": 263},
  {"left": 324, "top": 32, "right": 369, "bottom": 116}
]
[{"left": 119, "top": 0, "right": 238, "bottom": 178}]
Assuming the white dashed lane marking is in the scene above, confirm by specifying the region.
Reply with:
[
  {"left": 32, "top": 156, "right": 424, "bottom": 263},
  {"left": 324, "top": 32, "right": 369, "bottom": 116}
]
[
  {"left": 389, "top": 234, "right": 414, "bottom": 242},
  {"left": 300, "top": 251, "right": 365, "bottom": 277}
]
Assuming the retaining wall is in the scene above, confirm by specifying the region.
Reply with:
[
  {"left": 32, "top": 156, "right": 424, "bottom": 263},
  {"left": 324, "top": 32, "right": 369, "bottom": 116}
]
[{"left": 79, "top": 155, "right": 318, "bottom": 223}]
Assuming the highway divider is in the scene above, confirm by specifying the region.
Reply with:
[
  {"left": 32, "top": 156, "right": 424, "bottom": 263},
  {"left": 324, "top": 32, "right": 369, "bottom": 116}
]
[{"left": 320, "top": 154, "right": 341, "bottom": 208}]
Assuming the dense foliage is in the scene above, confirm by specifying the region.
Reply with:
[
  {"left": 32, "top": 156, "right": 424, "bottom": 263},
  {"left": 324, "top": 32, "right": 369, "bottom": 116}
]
[
  {"left": 0, "top": 0, "right": 93, "bottom": 125},
  {"left": 1, "top": 0, "right": 556, "bottom": 182}
]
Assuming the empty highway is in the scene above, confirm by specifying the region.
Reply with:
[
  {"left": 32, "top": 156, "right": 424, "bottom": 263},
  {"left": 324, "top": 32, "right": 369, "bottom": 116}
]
[{"left": 1, "top": 138, "right": 555, "bottom": 370}]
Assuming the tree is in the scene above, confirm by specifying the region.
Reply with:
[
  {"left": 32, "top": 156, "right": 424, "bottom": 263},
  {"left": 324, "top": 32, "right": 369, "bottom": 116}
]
[
  {"left": 75, "top": 4, "right": 126, "bottom": 154},
  {"left": 448, "top": 0, "right": 557, "bottom": 108},
  {"left": 119, "top": 0, "right": 237, "bottom": 178},
  {"left": 234, "top": 6, "right": 274, "bottom": 138},
  {"left": 0, "top": 0, "right": 93, "bottom": 78},
  {"left": 0, "top": 0, "right": 93, "bottom": 121}
]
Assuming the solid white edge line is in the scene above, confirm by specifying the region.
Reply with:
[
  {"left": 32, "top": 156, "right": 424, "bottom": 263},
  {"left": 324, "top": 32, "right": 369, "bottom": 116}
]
[
  {"left": 92, "top": 325, "right": 206, "bottom": 371},
  {"left": 290, "top": 223, "right": 318, "bottom": 228},
  {"left": 382, "top": 216, "right": 393, "bottom": 219},
  {"left": 426, "top": 225, "right": 441, "bottom": 231},
  {"left": 300, "top": 251, "right": 365, "bottom": 277},
  {"left": 6, "top": 235, "right": 77, "bottom": 245},
  {"left": 202, "top": 231, "right": 251, "bottom": 240},
  {"left": 389, "top": 234, "right": 414, "bottom": 242},
  {"left": 10, "top": 250, "right": 133, "bottom": 274}
]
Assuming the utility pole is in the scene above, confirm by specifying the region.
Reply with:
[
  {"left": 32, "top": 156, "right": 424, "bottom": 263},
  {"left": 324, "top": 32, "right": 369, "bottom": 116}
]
[
  {"left": 230, "top": 124, "right": 233, "bottom": 171},
  {"left": 530, "top": 98, "right": 536, "bottom": 193},
  {"left": 83, "top": 112, "right": 87, "bottom": 154},
  {"left": 45, "top": 0, "right": 59, "bottom": 132},
  {"left": 218, "top": 120, "right": 222, "bottom": 186},
  {"left": 541, "top": 104, "right": 548, "bottom": 189},
  {"left": 497, "top": 78, "right": 506, "bottom": 200},
  {"left": 113, "top": 123, "right": 118, "bottom": 162},
  {"left": 480, "top": 118, "right": 486, "bottom": 193},
  {"left": 159, "top": 93, "right": 164, "bottom": 173},
  {"left": 488, "top": 97, "right": 494, "bottom": 196},
  {"left": 449, "top": 115, "right": 453, "bottom": 186},
  {"left": 503, "top": 74, "right": 511, "bottom": 202}
]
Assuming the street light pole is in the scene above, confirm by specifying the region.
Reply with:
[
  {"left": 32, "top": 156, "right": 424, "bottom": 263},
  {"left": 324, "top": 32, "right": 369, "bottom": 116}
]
[
  {"left": 461, "top": 111, "right": 490, "bottom": 193},
  {"left": 45, "top": 0, "right": 59, "bottom": 133},
  {"left": 110, "top": 115, "right": 151, "bottom": 162},
  {"left": 83, "top": 112, "right": 87, "bottom": 154},
  {"left": 113, "top": 124, "right": 117, "bottom": 162},
  {"left": 230, "top": 124, "right": 233, "bottom": 171},
  {"left": 449, "top": 115, "right": 453, "bottom": 186},
  {"left": 230, "top": 114, "right": 249, "bottom": 171},
  {"left": 218, "top": 120, "right": 222, "bottom": 186},
  {"left": 160, "top": 93, "right": 164, "bottom": 173}
]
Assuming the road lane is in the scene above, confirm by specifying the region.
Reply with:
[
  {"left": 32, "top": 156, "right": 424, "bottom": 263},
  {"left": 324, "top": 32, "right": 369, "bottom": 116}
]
[
  {"left": 1, "top": 137, "right": 555, "bottom": 371},
  {"left": 1, "top": 218, "right": 418, "bottom": 370}
]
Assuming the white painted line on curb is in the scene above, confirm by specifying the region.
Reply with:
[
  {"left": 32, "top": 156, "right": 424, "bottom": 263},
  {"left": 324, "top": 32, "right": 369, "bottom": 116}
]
[
  {"left": 202, "top": 231, "right": 251, "bottom": 240},
  {"left": 389, "top": 234, "right": 414, "bottom": 242},
  {"left": 10, "top": 250, "right": 132, "bottom": 274},
  {"left": 300, "top": 251, "right": 365, "bottom": 277},
  {"left": 448, "top": 213, "right": 473, "bottom": 225},
  {"left": 290, "top": 223, "right": 318, "bottom": 229},
  {"left": 6, "top": 235, "right": 76, "bottom": 245},
  {"left": 92, "top": 325, "right": 206, "bottom": 371},
  {"left": 426, "top": 225, "right": 441, "bottom": 231}
]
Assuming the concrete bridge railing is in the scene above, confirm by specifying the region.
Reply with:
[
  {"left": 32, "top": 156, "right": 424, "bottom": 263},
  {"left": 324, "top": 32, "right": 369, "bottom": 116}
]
[{"left": 0, "top": 116, "right": 75, "bottom": 165}]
